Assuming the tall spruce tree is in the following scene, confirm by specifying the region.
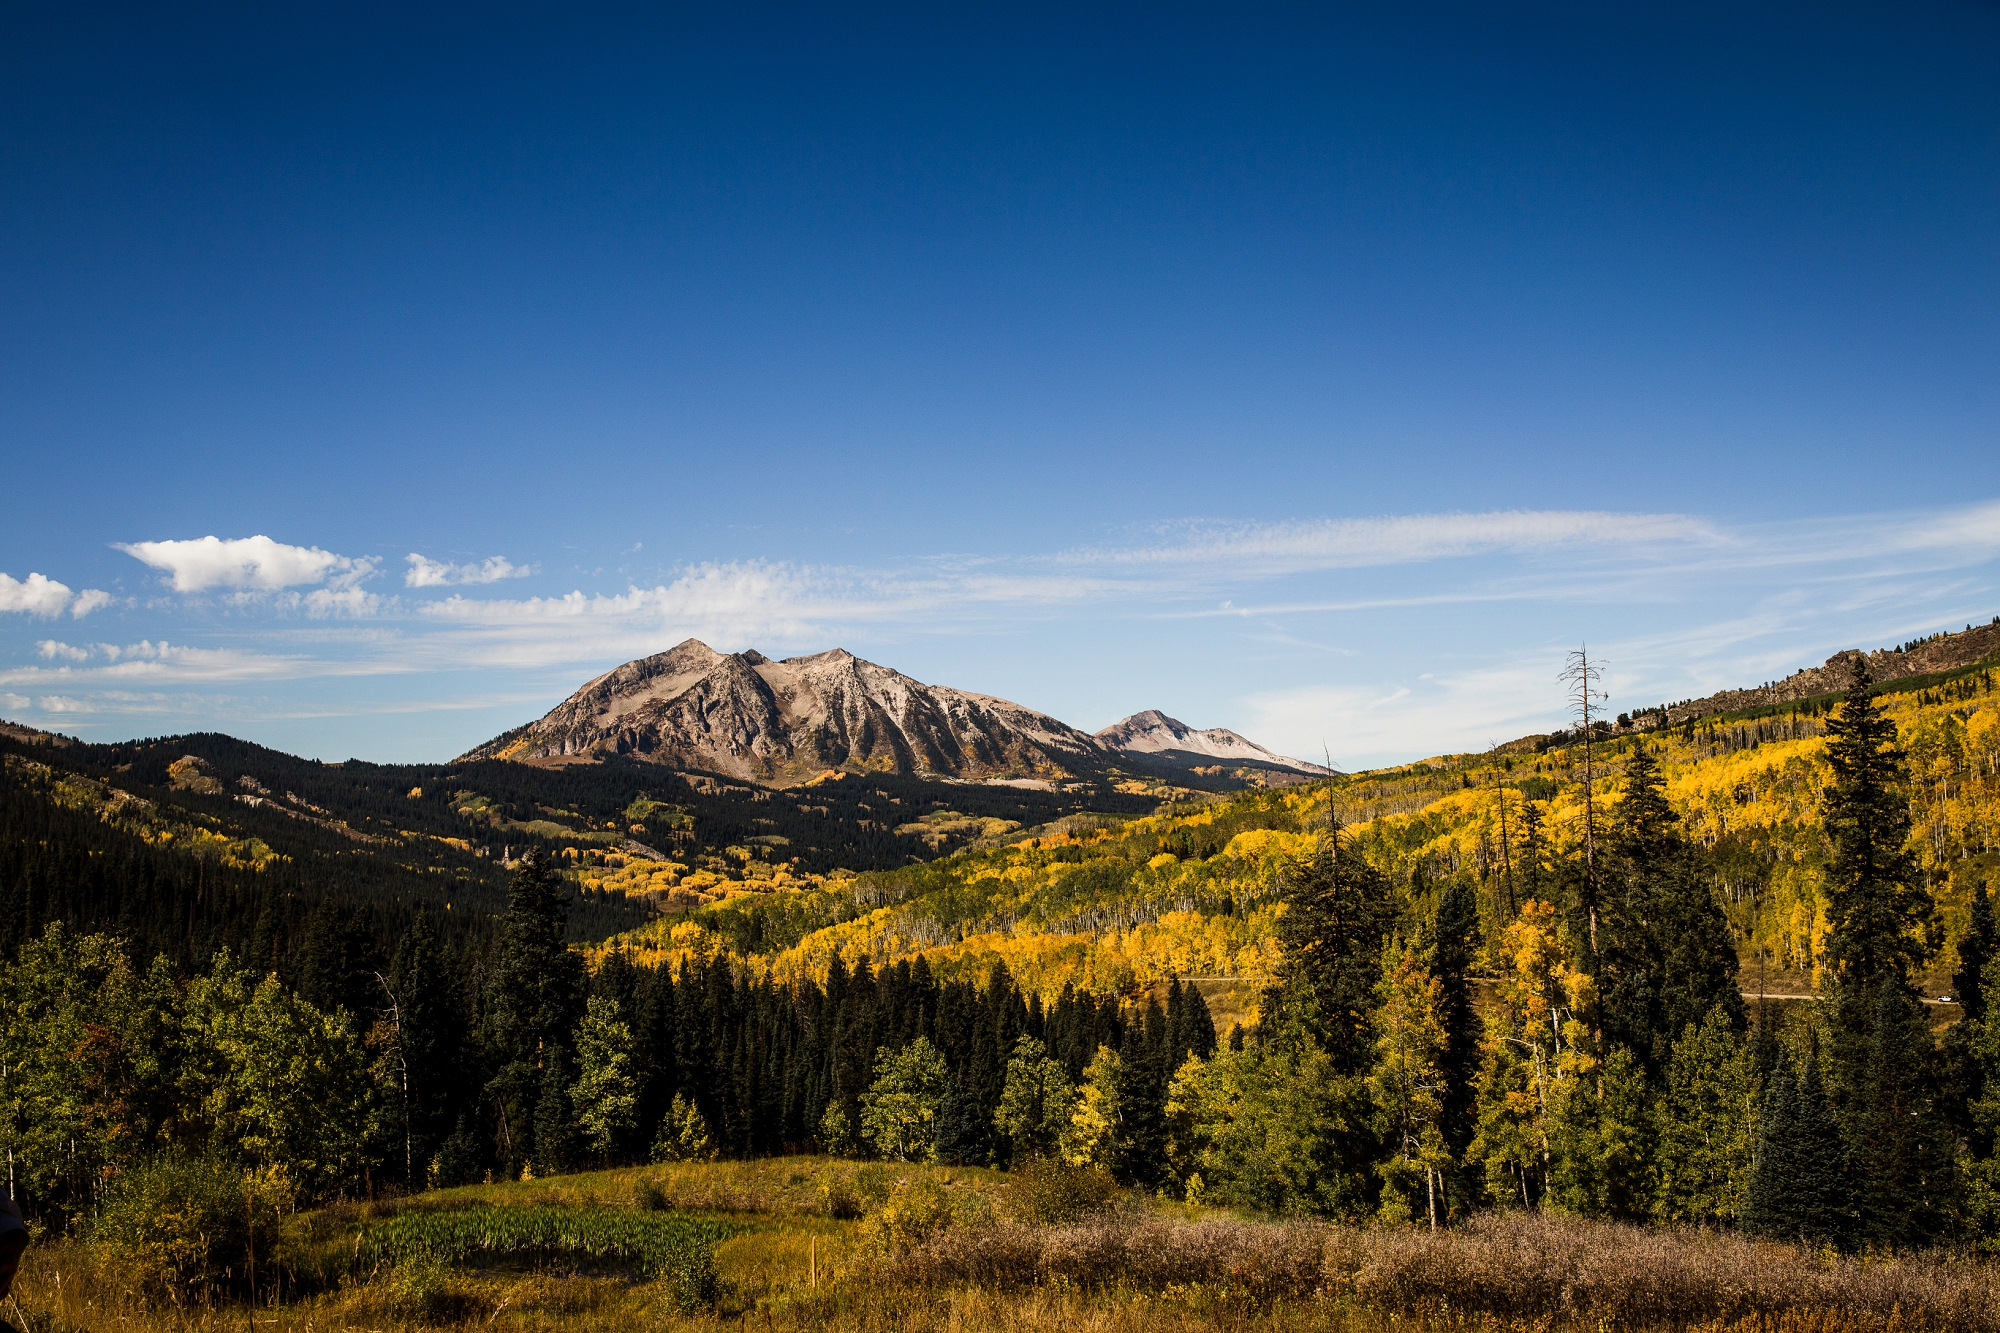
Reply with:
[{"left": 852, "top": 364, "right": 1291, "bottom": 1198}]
[
  {"left": 1117, "top": 1001, "right": 1169, "bottom": 1187},
  {"left": 1822, "top": 667, "right": 1931, "bottom": 992},
  {"left": 532, "top": 1050, "right": 581, "bottom": 1176},
  {"left": 385, "top": 910, "right": 467, "bottom": 1187},
  {"left": 480, "top": 850, "right": 586, "bottom": 1175},
  {"left": 1423, "top": 877, "right": 1482, "bottom": 1164},
  {"left": 1957, "top": 884, "right": 1998, "bottom": 1022},
  {"left": 1263, "top": 813, "right": 1395, "bottom": 1074},
  {"left": 296, "top": 902, "right": 386, "bottom": 1027},
  {"left": 1743, "top": 1050, "right": 1851, "bottom": 1246},
  {"left": 1598, "top": 742, "right": 1744, "bottom": 1078},
  {"left": 1940, "top": 882, "right": 1996, "bottom": 1150},
  {"left": 1856, "top": 985, "right": 1961, "bottom": 1246},
  {"left": 1816, "top": 668, "right": 1949, "bottom": 1244}
]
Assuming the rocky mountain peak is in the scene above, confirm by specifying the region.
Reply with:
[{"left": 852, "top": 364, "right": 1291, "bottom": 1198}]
[
  {"left": 459, "top": 643, "right": 1102, "bottom": 786},
  {"left": 1095, "top": 710, "right": 1331, "bottom": 776}
]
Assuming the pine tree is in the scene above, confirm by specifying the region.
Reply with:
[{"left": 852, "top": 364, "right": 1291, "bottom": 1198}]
[
  {"left": 480, "top": 850, "right": 586, "bottom": 1175},
  {"left": 1957, "top": 884, "right": 1997, "bottom": 1021},
  {"left": 1942, "top": 887, "right": 1997, "bottom": 1154},
  {"left": 1855, "top": 984, "right": 1960, "bottom": 1247},
  {"left": 1117, "top": 1004, "right": 1169, "bottom": 1187},
  {"left": 1652, "top": 1006, "right": 1760, "bottom": 1225},
  {"left": 532, "top": 1052, "right": 580, "bottom": 1177},
  {"left": 1816, "top": 670, "right": 1946, "bottom": 1245},
  {"left": 1597, "top": 742, "right": 1743, "bottom": 1078},
  {"left": 296, "top": 902, "right": 386, "bottom": 1028},
  {"left": 1423, "top": 877, "right": 1482, "bottom": 1181},
  {"left": 1822, "top": 670, "right": 1931, "bottom": 991},
  {"left": 1263, "top": 816, "right": 1394, "bottom": 1074},
  {"left": 1743, "top": 1051, "right": 1850, "bottom": 1246},
  {"left": 385, "top": 910, "right": 467, "bottom": 1188}
]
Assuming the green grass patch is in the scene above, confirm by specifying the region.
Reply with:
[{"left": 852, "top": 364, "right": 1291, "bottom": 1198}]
[{"left": 361, "top": 1204, "right": 728, "bottom": 1310}]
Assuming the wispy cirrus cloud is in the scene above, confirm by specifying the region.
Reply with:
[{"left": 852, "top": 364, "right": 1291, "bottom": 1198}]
[
  {"left": 1068, "top": 509, "right": 1722, "bottom": 574},
  {"left": 0, "top": 639, "right": 400, "bottom": 688},
  {"left": 405, "top": 553, "right": 536, "bottom": 587}
]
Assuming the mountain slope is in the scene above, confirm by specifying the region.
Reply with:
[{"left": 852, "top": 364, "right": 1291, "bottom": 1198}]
[
  {"left": 1095, "top": 710, "right": 1333, "bottom": 776},
  {"left": 460, "top": 639, "right": 1106, "bottom": 786}
]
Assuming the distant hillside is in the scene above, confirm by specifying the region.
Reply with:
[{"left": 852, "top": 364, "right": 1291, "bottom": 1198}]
[
  {"left": 604, "top": 654, "right": 2000, "bottom": 1024},
  {"left": 0, "top": 723, "right": 1153, "bottom": 977},
  {"left": 1640, "top": 617, "right": 2000, "bottom": 728}
]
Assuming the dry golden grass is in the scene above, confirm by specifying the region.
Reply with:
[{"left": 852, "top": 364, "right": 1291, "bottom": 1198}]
[{"left": 10, "top": 1160, "right": 2000, "bottom": 1333}]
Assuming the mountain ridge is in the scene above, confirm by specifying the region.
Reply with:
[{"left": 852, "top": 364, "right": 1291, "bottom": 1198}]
[
  {"left": 460, "top": 640, "right": 1326, "bottom": 788},
  {"left": 1094, "top": 709, "right": 1333, "bottom": 776},
  {"left": 460, "top": 639, "right": 1108, "bottom": 786}
]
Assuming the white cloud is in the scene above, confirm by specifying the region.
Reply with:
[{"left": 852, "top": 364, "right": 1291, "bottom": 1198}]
[
  {"left": 116, "top": 535, "right": 376, "bottom": 592},
  {"left": 35, "top": 640, "right": 89, "bottom": 662},
  {"left": 405, "top": 554, "right": 535, "bottom": 587},
  {"left": 1, "top": 693, "right": 27, "bottom": 711},
  {"left": 70, "top": 589, "right": 114, "bottom": 618},
  {"left": 0, "top": 571, "right": 76, "bottom": 616}
]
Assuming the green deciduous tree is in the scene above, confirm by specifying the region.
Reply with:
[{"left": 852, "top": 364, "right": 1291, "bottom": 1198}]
[
  {"left": 1063, "top": 1044, "right": 1122, "bottom": 1170},
  {"left": 571, "top": 993, "right": 639, "bottom": 1160},
  {"left": 0, "top": 924, "right": 161, "bottom": 1213},
  {"left": 994, "top": 1034, "right": 1075, "bottom": 1165},
  {"left": 1166, "top": 1007, "right": 1376, "bottom": 1217},
  {"left": 1652, "top": 1006, "right": 1760, "bottom": 1226},
  {"left": 1368, "top": 932, "right": 1451, "bottom": 1227},
  {"left": 859, "top": 1036, "right": 950, "bottom": 1162}
]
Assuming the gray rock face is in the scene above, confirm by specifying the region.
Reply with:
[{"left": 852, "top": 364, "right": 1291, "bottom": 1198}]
[
  {"left": 1094, "top": 710, "right": 1333, "bottom": 775},
  {"left": 459, "top": 639, "right": 1104, "bottom": 785}
]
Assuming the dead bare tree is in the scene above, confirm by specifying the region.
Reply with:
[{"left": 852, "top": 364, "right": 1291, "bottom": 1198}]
[{"left": 1558, "top": 646, "right": 1608, "bottom": 958}]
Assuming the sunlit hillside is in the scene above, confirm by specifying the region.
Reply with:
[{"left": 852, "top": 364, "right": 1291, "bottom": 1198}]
[{"left": 594, "top": 660, "right": 2000, "bottom": 1024}]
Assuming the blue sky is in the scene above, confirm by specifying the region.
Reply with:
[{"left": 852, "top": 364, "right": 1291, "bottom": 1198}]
[{"left": 3, "top": 3, "right": 1998, "bottom": 769}]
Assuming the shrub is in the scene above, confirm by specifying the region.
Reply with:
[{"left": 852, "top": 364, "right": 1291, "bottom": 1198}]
[
  {"left": 635, "top": 1176, "right": 670, "bottom": 1211},
  {"left": 864, "top": 1177, "right": 957, "bottom": 1252},
  {"left": 1005, "top": 1156, "right": 1118, "bottom": 1226},
  {"left": 877, "top": 1212, "right": 1324, "bottom": 1299},
  {"left": 381, "top": 1251, "right": 455, "bottom": 1322},
  {"left": 819, "top": 1164, "right": 892, "bottom": 1219},
  {"left": 92, "top": 1153, "right": 289, "bottom": 1302}
]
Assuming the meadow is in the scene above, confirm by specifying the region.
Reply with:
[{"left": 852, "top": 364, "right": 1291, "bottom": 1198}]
[{"left": 16, "top": 1157, "right": 2000, "bottom": 1333}]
